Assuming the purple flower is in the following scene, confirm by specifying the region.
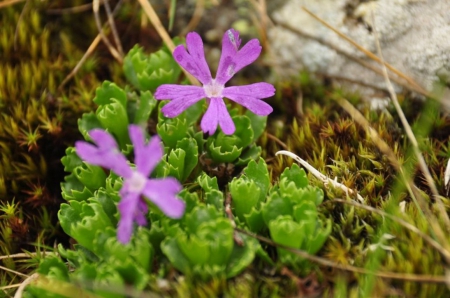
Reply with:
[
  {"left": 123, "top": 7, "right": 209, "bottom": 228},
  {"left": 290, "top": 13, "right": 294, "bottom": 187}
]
[
  {"left": 154, "top": 29, "right": 275, "bottom": 135},
  {"left": 75, "top": 125, "right": 185, "bottom": 244}
]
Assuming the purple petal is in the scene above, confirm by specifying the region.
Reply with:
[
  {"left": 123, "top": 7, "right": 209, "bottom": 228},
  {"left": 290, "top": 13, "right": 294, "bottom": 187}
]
[
  {"left": 142, "top": 177, "right": 185, "bottom": 218},
  {"left": 117, "top": 189, "right": 141, "bottom": 244},
  {"left": 215, "top": 29, "right": 262, "bottom": 85},
  {"left": 155, "top": 85, "right": 206, "bottom": 118},
  {"left": 128, "top": 125, "right": 162, "bottom": 176},
  {"left": 134, "top": 199, "right": 148, "bottom": 226},
  {"left": 200, "top": 98, "right": 235, "bottom": 135},
  {"left": 75, "top": 130, "right": 132, "bottom": 178},
  {"left": 222, "top": 83, "right": 274, "bottom": 115},
  {"left": 154, "top": 84, "right": 205, "bottom": 100},
  {"left": 172, "top": 32, "right": 212, "bottom": 85}
]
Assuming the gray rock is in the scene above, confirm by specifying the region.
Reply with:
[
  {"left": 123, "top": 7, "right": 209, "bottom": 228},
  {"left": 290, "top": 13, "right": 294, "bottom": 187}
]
[{"left": 269, "top": 0, "right": 450, "bottom": 96}]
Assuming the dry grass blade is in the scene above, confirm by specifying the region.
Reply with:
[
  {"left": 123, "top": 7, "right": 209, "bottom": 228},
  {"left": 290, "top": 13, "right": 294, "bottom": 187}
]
[
  {"left": 236, "top": 228, "right": 448, "bottom": 283},
  {"left": 0, "top": 252, "right": 57, "bottom": 260},
  {"left": 276, "top": 150, "right": 365, "bottom": 202},
  {"left": 46, "top": 3, "right": 96, "bottom": 14},
  {"left": 137, "top": 0, "right": 199, "bottom": 86},
  {"left": 93, "top": 0, "right": 123, "bottom": 63},
  {"left": 0, "top": 264, "right": 28, "bottom": 278},
  {"left": 103, "top": 0, "right": 123, "bottom": 57},
  {"left": 371, "top": 12, "right": 450, "bottom": 232},
  {"left": 0, "top": 0, "right": 24, "bottom": 9},
  {"left": 301, "top": 6, "right": 427, "bottom": 95}
]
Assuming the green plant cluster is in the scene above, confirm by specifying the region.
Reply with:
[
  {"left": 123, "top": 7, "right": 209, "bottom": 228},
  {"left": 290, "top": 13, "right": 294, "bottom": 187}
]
[{"left": 25, "top": 45, "right": 331, "bottom": 297}]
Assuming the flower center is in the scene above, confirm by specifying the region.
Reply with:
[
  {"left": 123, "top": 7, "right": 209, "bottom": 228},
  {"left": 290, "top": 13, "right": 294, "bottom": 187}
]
[
  {"left": 127, "top": 171, "right": 147, "bottom": 193},
  {"left": 203, "top": 79, "right": 224, "bottom": 98}
]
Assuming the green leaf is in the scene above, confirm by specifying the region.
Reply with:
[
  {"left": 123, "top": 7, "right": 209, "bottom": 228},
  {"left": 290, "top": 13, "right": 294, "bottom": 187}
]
[
  {"left": 262, "top": 192, "right": 293, "bottom": 226},
  {"left": 232, "top": 115, "right": 254, "bottom": 149},
  {"left": 207, "top": 139, "right": 242, "bottom": 163},
  {"left": 245, "top": 110, "right": 267, "bottom": 142},
  {"left": 176, "top": 138, "right": 198, "bottom": 181},
  {"left": 132, "top": 90, "right": 156, "bottom": 125},
  {"left": 166, "top": 148, "right": 185, "bottom": 181},
  {"left": 61, "top": 147, "right": 82, "bottom": 172},
  {"left": 184, "top": 205, "right": 221, "bottom": 234},
  {"left": 280, "top": 163, "right": 308, "bottom": 189},
  {"left": 204, "top": 189, "right": 224, "bottom": 211},
  {"left": 37, "top": 256, "right": 69, "bottom": 281},
  {"left": 157, "top": 112, "right": 189, "bottom": 149},
  {"left": 78, "top": 112, "right": 103, "bottom": 140},
  {"left": 93, "top": 81, "right": 127, "bottom": 107},
  {"left": 123, "top": 45, "right": 181, "bottom": 92},
  {"left": 305, "top": 219, "right": 331, "bottom": 255},
  {"left": 226, "top": 235, "right": 258, "bottom": 278},
  {"left": 96, "top": 99, "right": 130, "bottom": 149},
  {"left": 244, "top": 208, "right": 265, "bottom": 232},
  {"left": 161, "top": 236, "right": 192, "bottom": 274},
  {"left": 235, "top": 145, "right": 262, "bottom": 166},
  {"left": 197, "top": 173, "right": 219, "bottom": 192},
  {"left": 177, "top": 232, "right": 211, "bottom": 265},
  {"left": 73, "top": 164, "right": 107, "bottom": 191},
  {"left": 61, "top": 173, "right": 93, "bottom": 202},
  {"left": 230, "top": 178, "right": 260, "bottom": 221},
  {"left": 268, "top": 216, "right": 304, "bottom": 263},
  {"left": 243, "top": 158, "right": 270, "bottom": 203}
]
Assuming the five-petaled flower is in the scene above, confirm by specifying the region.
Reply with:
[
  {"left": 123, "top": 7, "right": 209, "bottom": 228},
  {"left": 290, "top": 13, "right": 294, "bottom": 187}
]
[
  {"left": 155, "top": 29, "right": 275, "bottom": 135},
  {"left": 75, "top": 125, "right": 185, "bottom": 244}
]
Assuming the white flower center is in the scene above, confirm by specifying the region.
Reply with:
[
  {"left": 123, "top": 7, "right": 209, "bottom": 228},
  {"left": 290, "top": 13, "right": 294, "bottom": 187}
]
[
  {"left": 127, "top": 171, "right": 147, "bottom": 192},
  {"left": 203, "top": 79, "right": 224, "bottom": 98}
]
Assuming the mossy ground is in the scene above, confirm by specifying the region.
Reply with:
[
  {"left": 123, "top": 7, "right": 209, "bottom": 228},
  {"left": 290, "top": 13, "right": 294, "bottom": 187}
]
[{"left": 1, "top": 1, "right": 450, "bottom": 297}]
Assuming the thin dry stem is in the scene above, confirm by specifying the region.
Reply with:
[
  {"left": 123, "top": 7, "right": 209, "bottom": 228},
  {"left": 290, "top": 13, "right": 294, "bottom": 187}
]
[
  {"left": 0, "top": 264, "right": 28, "bottom": 278},
  {"left": 58, "top": 0, "right": 124, "bottom": 90},
  {"left": 181, "top": 0, "right": 205, "bottom": 36},
  {"left": 103, "top": 0, "right": 124, "bottom": 57},
  {"left": 0, "top": 252, "right": 57, "bottom": 260},
  {"left": 13, "top": 273, "right": 39, "bottom": 298},
  {"left": 137, "top": 0, "right": 199, "bottom": 86},
  {"left": 301, "top": 7, "right": 427, "bottom": 95},
  {"left": 276, "top": 150, "right": 365, "bottom": 202},
  {"left": 0, "top": 0, "right": 24, "bottom": 9},
  {"left": 371, "top": 12, "right": 450, "bottom": 232},
  {"left": 46, "top": 3, "right": 96, "bottom": 14},
  {"left": 93, "top": 0, "right": 123, "bottom": 63},
  {"left": 13, "top": 0, "right": 29, "bottom": 50},
  {"left": 274, "top": 21, "right": 427, "bottom": 97},
  {"left": 236, "top": 228, "right": 448, "bottom": 283}
]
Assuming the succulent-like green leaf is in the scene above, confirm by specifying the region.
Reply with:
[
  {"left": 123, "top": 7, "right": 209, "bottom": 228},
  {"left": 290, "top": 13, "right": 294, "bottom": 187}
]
[
  {"left": 96, "top": 99, "right": 130, "bottom": 149},
  {"left": 73, "top": 164, "right": 106, "bottom": 191},
  {"left": 268, "top": 215, "right": 304, "bottom": 263},
  {"left": 207, "top": 139, "right": 242, "bottom": 163},
  {"left": 230, "top": 178, "right": 260, "bottom": 221},
  {"left": 157, "top": 114, "right": 189, "bottom": 149},
  {"left": 243, "top": 158, "right": 270, "bottom": 203},
  {"left": 78, "top": 112, "right": 103, "bottom": 141},
  {"left": 245, "top": 110, "right": 267, "bottom": 142},
  {"left": 61, "top": 147, "right": 82, "bottom": 172},
  {"left": 262, "top": 192, "right": 293, "bottom": 226},
  {"left": 280, "top": 163, "right": 308, "bottom": 189},
  {"left": 198, "top": 173, "right": 219, "bottom": 192},
  {"left": 132, "top": 90, "right": 156, "bottom": 125},
  {"left": 235, "top": 145, "right": 262, "bottom": 166},
  {"left": 176, "top": 138, "right": 198, "bottom": 181},
  {"left": 123, "top": 45, "right": 181, "bottom": 92},
  {"left": 93, "top": 81, "right": 127, "bottom": 108}
]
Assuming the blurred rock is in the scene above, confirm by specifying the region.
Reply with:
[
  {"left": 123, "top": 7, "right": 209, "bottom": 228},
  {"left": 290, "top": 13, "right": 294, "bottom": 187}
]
[{"left": 269, "top": 0, "right": 450, "bottom": 97}]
